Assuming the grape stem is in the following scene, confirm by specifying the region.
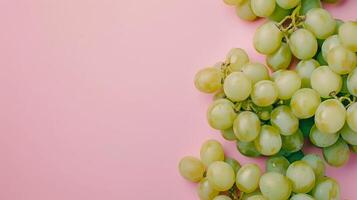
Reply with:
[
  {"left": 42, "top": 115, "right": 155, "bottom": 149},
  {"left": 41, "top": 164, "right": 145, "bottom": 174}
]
[{"left": 277, "top": 3, "right": 305, "bottom": 40}]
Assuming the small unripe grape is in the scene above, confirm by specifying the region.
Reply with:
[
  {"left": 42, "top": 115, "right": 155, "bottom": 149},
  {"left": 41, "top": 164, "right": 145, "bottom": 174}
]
[
  {"left": 266, "top": 43, "right": 292, "bottom": 71},
  {"left": 236, "top": 140, "right": 261, "bottom": 157},
  {"left": 302, "top": 154, "right": 325, "bottom": 178},
  {"left": 323, "top": 138, "right": 350, "bottom": 167},
  {"left": 236, "top": 0, "right": 257, "bottom": 21},
  {"left": 347, "top": 68, "right": 357, "bottom": 96},
  {"left": 321, "top": 35, "right": 341, "bottom": 60},
  {"left": 225, "top": 48, "right": 250, "bottom": 71},
  {"left": 266, "top": 156, "right": 290, "bottom": 175},
  {"left": 310, "top": 66, "right": 342, "bottom": 98},
  {"left": 276, "top": 0, "right": 300, "bottom": 9},
  {"left": 274, "top": 70, "right": 301, "bottom": 100},
  {"left": 236, "top": 164, "right": 261, "bottom": 193},
  {"left": 221, "top": 128, "right": 237, "bottom": 141},
  {"left": 207, "top": 99, "right": 237, "bottom": 130},
  {"left": 251, "top": 0, "right": 276, "bottom": 17},
  {"left": 286, "top": 161, "right": 316, "bottom": 193},
  {"left": 339, "top": 21, "right": 357, "bottom": 52},
  {"left": 289, "top": 29, "right": 318, "bottom": 59},
  {"left": 259, "top": 172, "right": 292, "bottom": 200},
  {"left": 315, "top": 99, "right": 346, "bottom": 134},
  {"left": 207, "top": 161, "right": 236, "bottom": 191},
  {"left": 290, "top": 88, "right": 321, "bottom": 119},
  {"left": 347, "top": 102, "right": 357, "bottom": 132},
  {"left": 305, "top": 8, "right": 336, "bottom": 39},
  {"left": 340, "top": 124, "right": 357, "bottom": 145},
  {"left": 225, "top": 157, "right": 241, "bottom": 173},
  {"left": 200, "top": 140, "right": 225, "bottom": 167},
  {"left": 271, "top": 105, "right": 299, "bottom": 136},
  {"left": 197, "top": 178, "right": 219, "bottom": 200},
  {"left": 179, "top": 156, "right": 205, "bottom": 182},
  {"left": 327, "top": 46, "right": 356, "bottom": 75},
  {"left": 254, "top": 125, "right": 282, "bottom": 156},
  {"left": 254, "top": 21, "right": 283, "bottom": 55},
  {"left": 309, "top": 125, "right": 340, "bottom": 148},
  {"left": 241, "top": 62, "right": 269, "bottom": 84},
  {"left": 312, "top": 177, "right": 340, "bottom": 200},
  {"left": 224, "top": 72, "right": 252, "bottom": 102},
  {"left": 281, "top": 129, "right": 304, "bottom": 153},
  {"left": 290, "top": 194, "right": 315, "bottom": 200},
  {"left": 251, "top": 80, "right": 279, "bottom": 107},
  {"left": 233, "top": 111, "right": 261, "bottom": 142},
  {"left": 295, "top": 59, "right": 319, "bottom": 88},
  {"left": 195, "top": 67, "right": 223, "bottom": 93}
]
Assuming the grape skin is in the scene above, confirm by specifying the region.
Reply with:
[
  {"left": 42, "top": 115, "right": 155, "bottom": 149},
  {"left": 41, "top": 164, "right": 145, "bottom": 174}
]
[
  {"left": 290, "top": 88, "right": 321, "bottom": 119},
  {"left": 310, "top": 66, "right": 342, "bottom": 98},
  {"left": 289, "top": 29, "right": 318, "bottom": 60},
  {"left": 213, "top": 195, "right": 232, "bottom": 200},
  {"left": 321, "top": 35, "right": 341, "bottom": 60},
  {"left": 251, "top": 0, "right": 276, "bottom": 17},
  {"left": 266, "top": 156, "right": 290, "bottom": 175},
  {"left": 347, "top": 68, "right": 357, "bottom": 96},
  {"left": 236, "top": 0, "right": 257, "bottom": 21},
  {"left": 236, "top": 164, "right": 261, "bottom": 193},
  {"left": 225, "top": 48, "right": 250, "bottom": 71},
  {"left": 274, "top": 70, "right": 301, "bottom": 100},
  {"left": 302, "top": 154, "right": 325, "bottom": 178},
  {"left": 295, "top": 59, "right": 320, "bottom": 88},
  {"left": 312, "top": 177, "right": 340, "bottom": 200},
  {"left": 271, "top": 105, "right": 299, "bottom": 136},
  {"left": 276, "top": 0, "right": 300, "bottom": 9},
  {"left": 290, "top": 194, "right": 315, "bottom": 200},
  {"left": 197, "top": 178, "right": 219, "bottom": 200},
  {"left": 207, "top": 161, "right": 236, "bottom": 191},
  {"left": 224, "top": 72, "right": 252, "bottom": 102},
  {"left": 286, "top": 161, "right": 316, "bottom": 193},
  {"left": 200, "top": 140, "right": 225, "bottom": 167},
  {"left": 309, "top": 125, "right": 339, "bottom": 148},
  {"left": 266, "top": 43, "right": 292, "bottom": 71},
  {"left": 254, "top": 22, "right": 283, "bottom": 55},
  {"left": 251, "top": 80, "right": 279, "bottom": 107},
  {"left": 259, "top": 172, "right": 292, "bottom": 200},
  {"left": 241, "top": 62, "right": 269, "bottom": 84},
  {"left": 207, "top": 99, "right": 237, "bottom": 130},
  {"left": 340, "top": 124, "right": 357, "bottom": 145},
  {"left": 195, "top": 67, "right": 223, "bottom": 93},
  {"left": 327, "top": 46, "right": 357, "bottom": 75},
  {"left": 305, "top": 8, "right": 336, "bottom": 39},
  {"left": 254, "top": 125, "right": 282, "bottom": 156},
  {"left": 315, "top": 99, "right": 346, "bottom": 134},
  {"left": 347, "top": 102, "right": 357, "bottom": 132},
  {"left": 323, "top": 138, "right": 350, "bottom": 167},
  {"left": 338, "top": 21, "right": 357, "bottom": 52},
  {"left": 179, "top": 156, "right": 205, "bottom": 182},
  {"left": 233, "top": 111, "right": 261, "bottom": 142}
]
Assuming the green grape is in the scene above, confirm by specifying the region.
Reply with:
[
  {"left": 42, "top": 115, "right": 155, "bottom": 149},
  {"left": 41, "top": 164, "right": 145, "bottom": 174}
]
[
  {"left": 270, "top": 69, "right": 284, "bottom": 81},
  {"left": 213, "top": 195, "right": 232, "bottom": 200},
  {"left": 271, "top": 105, "right": 299, "bottom": 136},
  {"left": 310, "top": 66, "right": 342, "bottom": 98},
  {"left": 300, "top": 0, "right": 321, "bottom": 15},
  {"left": 347, "top": 102, "right": 357, "bottom": 132},
  {"left": 223, "top": 0, "right": 243, "bottom": 6},
  {"left": 200, "top": 140, "right": 225, "bottom": 167},
  {"left": 197, "top": 178, "right": 219, "bottom": 200},
  {"left": 225, "top": 48, "right": 250, "bottom": 71},
  {"left": 338, "top": 21, "right": 357, "bottom": 52},
  {"left": 254, "top": 125, "right": 282, "bottom": 156},
  {"left": 224, "top": 72, "right": 252, "bottom": 102},
  {"left": 195, "top": 67, "right": 223, "bottom": 93},
  {"left": 236, "top": 164, "right": 261, "bottom": 193},
  {"left": 340, "top": 124, "right": 357, "bottom": 145},
  {"left": 291, "top": 88, "right": 321, "bottom": 119},
  {"left": 290, "top": 194, "right": 315, "bottom": 200},
  {"left": 179, "top": 156, "right": 205, "bottom": 182},
  {"left": 241, "top": 62, "right": 269, "bottom": 84},
  {"left": 207, "top": 99, "right": 237, "bottom": 130},
  {"left": 242, "top": 190, "right": 263, "bottom": 200},
  {"left": 266, "top": 43, "right": 292, "bottom": 72},
  {"left": 207, "top": 161, "right": 236, "bottom": 191},
  {"left": 275, "top": 70, "right": 302, "bottom": 100},
  {"left": 213, "top": 89, "right": 226, "bottom": 101},
  {"left": 309, "top": 125, "right": 339, "bottom": 148},
  {"left": 254, "top": 21, "right": 283, "bottom": 55},
  {"left": 302, "top": 154, "right": 325, "bottom": 179},
  {"left": 233, "top": 111, "right": 261, "bottom": 142},
  {"left": 251, "top": 80, "right": 279, "bottom": 107},
  {"left": 321, "top": 35, "right": 341, "bottom": 60},
  {"left": 286, "top": 161, "right": 316, "bottom": 193},
  {"left": 312, "top": 177, "right": 340, "bottom": 200},
  {"left": 276, "top": 0, "right": 300, "bottom": 9},
  {"left": 323, "top": 138, "right": 350, "bottom": 167},
  {"left": 289, "top": 29, "right": 318, "bottom": 60},
  {"left": 295, "top": 59, "right": 319, "bottom": 88},
  {"left": 327, "top": 46, "right": 357, "bottom": 75},
  {"left": 236, "top": 0, "right": 257, "bottom": 21},
  {"left": 237, "top": 140, "right": 261, "bottom": 157},
  {"left": 259, "top": 172, "right": 292, "bottom": 200},
  {"left": 259, "top": 110, "right": 271, "bottom": 121},
  {"left": 305, "top": 8, "right": 336, "bottom": 39},
  {"left": 269, "top": 4, "right": 292, "bottom": 22},
  {"left": 266, "top": 156, "right": 290, "bottom": 175},
  {"left": 282, "top": 129, "right": 304, "bottom": 153},
  {"left": 316, "top": 51, "right": 328, "bottom": 65},
  {"left": 347, "top": 68, "right": 357, "bottom": 96},
  {"left": 225, "top": 157, "right": 241, "bottom": 173},
  {"left": 251, "top": 0, "right": 275, "bottom": 17},
  {"left": 221, "top": 128, "right": 237, "bottom": 141},
  {"left": 315, "top": 99, "right": 346, "bottom": 134},
  {"left": 245, "top": 195, "right": 267, "bottom": 200},
  {"left": 299, "top": 117, "right": 315, "bottom": 138}
]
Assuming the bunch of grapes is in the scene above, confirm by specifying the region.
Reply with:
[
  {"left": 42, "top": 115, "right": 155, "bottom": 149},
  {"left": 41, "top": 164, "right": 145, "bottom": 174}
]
[{"left": 179, "top": 139, "right": 340, "bottom": 200}]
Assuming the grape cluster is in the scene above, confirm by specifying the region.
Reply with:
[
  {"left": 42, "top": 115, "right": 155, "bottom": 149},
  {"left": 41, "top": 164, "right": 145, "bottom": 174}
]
[{"left": 179, "top": 140, "right": 340, "bottom": 200}]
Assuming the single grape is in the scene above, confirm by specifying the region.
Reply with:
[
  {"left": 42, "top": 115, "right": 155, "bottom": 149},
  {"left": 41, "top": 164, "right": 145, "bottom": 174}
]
[
  {"left": 305, "top": 8, "right": 336, "bottom": 39},
  {"left": 276, "top": 0, "right": 300, "bottom": 9},
  {"left": 254, "top": 21, "right": 283, "bottom": 55},
  {"left": 225, "top": 48, "right": 250, "bottom": 71},
  {"left": 200, "top": 140, "right": 225, "bottom": 167},
  {"left": 302, "top": 154, "right": 325, "bottom": 178},
  {"left": 312, "top": 177, "right": 340, "bottom": 200},
  {"left": 241, "top": 62, "right": 269, "bottom": 84},
  {"left": 282, "top": 129, "right": 304, "bottom": 153},
  {"left": 309, "top": 125, "right": 340, "bottom": 147},
  {"left": 347, "top": 68, "right": 357, "bottom": 96},
  {"left": 266, "top": 43, "right": 292, "bottom": 71},
  {"left": 179, "top": 156, "right": 205, "bottom": 182},
  {"left": 266, "top": 156, "right": 290, "bottom": 175},
  {"left": 195, "top": 67, "right": 223, "bottom": 93},
  {"left": 289, "top": 29, "right": 318, "bottom": 59},
  {"left": 347, "top": 102, "right": 357, "bottom": 132},
  {"left": 236, "top": 164, "right": 261, "bottom": 193},
  {"left": 251, "top": 80, "right": 279, "bottom": 107},
  {"left": 241, "top": 190, "right": 263, "bottom": 200},
  {"left": 223, "top": 0, "right": 243, "bottom": 6},
  {"left": 340, "top": 124, "right": 357, "bottom": 145},
  {"left": 310, "top": 66, "right": 342, "bottom": 98},
  {"left": 315, "top": 99, "right": 346, "bottom": 134},
  {"left": 254, "top": 125, "right": 282, "bottom": 156},
  {"left": 271, "top": 105, "right": 299, "bottom": 136},
  {"left": 295, "top": 59, "right": 319, "bottom": 88},
  {"left": 259, "top": 172, "right": 292, "bottom": 200},
  {"left": 286, "top": 161, "right": 316, "bottom": 193},
  {"left": 236, "top": 0, "right": 257, "bottom": 21},
  {"left": 207, "top": 161, "right": 236, "bottom": 191},
  {"left": 197, "top": 178, "right": 219, "bottom": 200},
  {"left": 274, "top": 70, "right": 301, "bottom": 100},
  {"left": 224, "top": 72, "right": 252, "bottom": 102},
  {"left": 291, "top": 88, "right": 321, "bottom": 119},
  {"left": 290, "top": 194, "right": 315, "bottom": 200},
  {"left": 225, "top": 157, "right": 241, "bottom": 173},
  {"left": 323, "top": 138, "right": 350, "bottom": 167},
  {"left": 327, "top": 46, "right": 357, "bottom": 75},
  {"left": 251, "top": 0, "right": 275, "bottom": 17},
  {"left": 213, "top": 195, "right": 232, "bottom": 200},
  {"left": 338, "top": 21, "right": 357, "bottom": 52},
  {"left": 221, "top": 128, "right": 237, "bottom": 141},
  {"left": 233, "top": 111, "right": 261, "bottom": 142},
  {"left": 207, "top": 99, "right": 237, "bottom": 130},
  {"left": 321, "top": 35, "right": 341, "bottom": 60},
  {"left": 236, "top": 140, "right": 261, "bottom": 157}
]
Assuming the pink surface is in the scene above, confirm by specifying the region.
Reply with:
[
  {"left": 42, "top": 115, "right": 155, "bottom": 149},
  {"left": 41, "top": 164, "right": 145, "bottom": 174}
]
[{"left": 0, "top": 0, "right": 356, "bottom": 199}]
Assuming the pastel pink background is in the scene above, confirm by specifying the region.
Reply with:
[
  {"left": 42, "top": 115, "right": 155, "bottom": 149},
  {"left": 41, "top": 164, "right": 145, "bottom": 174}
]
[{"left": 0, "top": 0, "right": 356, "bottom": 199}]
